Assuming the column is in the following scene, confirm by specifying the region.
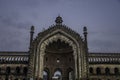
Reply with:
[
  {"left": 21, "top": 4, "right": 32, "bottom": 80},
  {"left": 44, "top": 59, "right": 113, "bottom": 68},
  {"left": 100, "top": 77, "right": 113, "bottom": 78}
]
[
  {"left": 74, "top": 53, "right": 78, "bottom": 80},
  {"left": 39, "top": 52, "right": 44, "bottom": 79}
]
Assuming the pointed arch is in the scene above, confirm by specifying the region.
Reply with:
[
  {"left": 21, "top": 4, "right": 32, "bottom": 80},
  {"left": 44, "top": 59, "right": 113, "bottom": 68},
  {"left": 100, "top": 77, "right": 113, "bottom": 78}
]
[
  {"left": 114, "top": 67, "right": 119, "bottom": 75},
  {"left": 28, "top": 25, "right": 88, "bottom": 79},
  {"left": 37, "top": 31, "right": 79, "bottom": 79},
  {"left": 53, "top": 68, "right": 62, "bottom": 80},
  {"left": 105, "top": 67, "right": 110, "bottom": 75},
  {"left": 96, "top": 67, "right": 101, "bottom": 75},
  {"left": 43, "top": 68, "right": 49, "bottom": 80},
  {"left": 67, "top": 67, "right": 74, "bottom": 80}
]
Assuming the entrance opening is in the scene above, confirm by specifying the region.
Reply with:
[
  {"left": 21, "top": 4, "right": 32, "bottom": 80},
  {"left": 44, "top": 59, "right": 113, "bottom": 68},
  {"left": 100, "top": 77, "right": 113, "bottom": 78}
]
[
  {"left": 53, "top": 70, "right": 62, "bottom": 80},
  {"left": 43, "top": 68, "right": 49, "bottom": 80},
  {"left": 44, "top": 39, "right": 75, "bottom": 80},
  {"left": 67, "top": 68, "right": 74, "bottom": 80},
  {"left": 43, "top": 71, "right": 49, "bottom": 80},
  {"left": 69, "top": 71, "right": 74, "bottom": 80}
]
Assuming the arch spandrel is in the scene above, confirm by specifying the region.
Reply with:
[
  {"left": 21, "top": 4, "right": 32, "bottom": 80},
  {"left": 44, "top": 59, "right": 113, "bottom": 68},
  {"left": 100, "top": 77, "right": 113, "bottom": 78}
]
[
  {"left": 36, "top": 25, "right": 83, "bottom": 46},
  {"left": 39, "top": 32, "right": 77, "bottom": 56}
]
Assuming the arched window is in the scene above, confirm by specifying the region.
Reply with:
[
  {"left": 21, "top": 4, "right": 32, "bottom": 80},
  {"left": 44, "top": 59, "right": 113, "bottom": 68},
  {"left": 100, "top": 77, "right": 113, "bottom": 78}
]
[
  {"left": 43, "top": 71, "right": 49, "bottom": 80},
  {"left": 23, "top": 67, "right": 28, "bottom": 75},
  {"left": 96, "top": 67, "right": 101, "bottom": 75},
  {"left": 53, "top": 70, "right": 62, "bottom": 80},
  {"left": 43, "top": 68, "right": 49, "bottom": 80},
  {"left": 67, "top": 68, "right": 74, "bottom": 80},
  {"left": 105, "top": 67, "right": 110, "bottom": 75},
  {"left": 68, "top": 70, "right": 73, "bottom": 80},
  {"left": 89, "top": 67, "right": 93, "bottom": 74},
  {"left": 6, "top": 67, "right": 11, "bottom": 74},
  {"left": 114, "top": 68, "right": 119, "bottom": 75},
  {"left": 16, "top": 67, "right": 20, "bottom": 74}
]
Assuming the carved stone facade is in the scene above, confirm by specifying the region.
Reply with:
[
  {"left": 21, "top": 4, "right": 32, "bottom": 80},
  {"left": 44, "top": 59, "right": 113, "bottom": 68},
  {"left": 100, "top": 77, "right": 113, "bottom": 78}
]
[{"left": 0, "top": 16, "right": 120, "bottom": 80}]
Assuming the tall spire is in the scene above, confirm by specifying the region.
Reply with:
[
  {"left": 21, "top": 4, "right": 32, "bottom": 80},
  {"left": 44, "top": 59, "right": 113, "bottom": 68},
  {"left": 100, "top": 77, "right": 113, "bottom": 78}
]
[
  {"left": 30, "top": 25, "right": 34, "bottom": 48},
  {"left": 83, "top": 26, "right": 87, "bottom": 41},
  {"left": 83, "top": 26, "right": 88, "bottom": 48},
  {"left": 55, "top": 16, "right": 63, "bottom": 25}
]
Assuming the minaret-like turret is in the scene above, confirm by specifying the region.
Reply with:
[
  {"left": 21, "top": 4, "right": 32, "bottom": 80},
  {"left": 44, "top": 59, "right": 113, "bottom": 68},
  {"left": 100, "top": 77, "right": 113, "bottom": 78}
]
[
  {"left": 55, "top": 16, "right": 63, "bottom": 25},
  {"left": 30, "top": 25, "right": 34, "bottom": 48},
  {"left": 83, "top": 26, "right": 89, "bottom": 78},
  {"left": 83, "top": 26, "right": 88, "bottom": 47}
]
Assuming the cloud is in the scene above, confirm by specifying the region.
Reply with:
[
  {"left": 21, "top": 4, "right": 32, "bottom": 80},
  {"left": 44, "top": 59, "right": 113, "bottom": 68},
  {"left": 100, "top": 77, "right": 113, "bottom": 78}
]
[{"left": 0, "top": 0, "right": 120, "bottom": 52}]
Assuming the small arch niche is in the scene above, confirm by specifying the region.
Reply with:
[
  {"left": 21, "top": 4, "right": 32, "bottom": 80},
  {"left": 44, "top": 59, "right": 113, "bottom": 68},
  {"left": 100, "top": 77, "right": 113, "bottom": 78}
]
[
  {"left": 6, "top": 66, "right": 11, "bottom": 74},
  {"left": 105, "top": 67, "right": 110, "bottom": 75},
  {"left": 96, "top": 67, "right": 101, "bottom": 75},
  {"left": 16, "top": 66, "right": 20, "bottom": 74},
  {"left": 114, "top": 67, "right": 119, "bottom": 75},
  {"left": 89, "top": 67, "right": 93, "bottom": 74}
]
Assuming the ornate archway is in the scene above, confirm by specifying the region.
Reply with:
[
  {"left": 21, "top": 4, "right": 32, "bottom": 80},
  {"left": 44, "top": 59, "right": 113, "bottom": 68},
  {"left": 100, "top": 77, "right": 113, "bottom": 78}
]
[
  {"left": 36, "top": 33, "right": 79, "bottom": 80},
  {"left": 28, "top": 16, "right": 88, "bottom": 80}
]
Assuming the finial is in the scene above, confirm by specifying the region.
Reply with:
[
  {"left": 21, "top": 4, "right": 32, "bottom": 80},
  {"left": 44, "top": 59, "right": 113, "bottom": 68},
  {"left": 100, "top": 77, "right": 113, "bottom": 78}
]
[
  {"left": 83, "top": 26, "right": 88, "bottom": 48},
  {"left": 31, "top": 25, "right": 34, "bottom": 33},
  {"left": 83, "top": 26, "right": 88, "bottom": 36},
  {"left": 30, "top": 25, "right": 35, "bottom": 49},
  {"left": 83, "top": 26, "right": 87, "bottom": 33},
  {"left": 55, "top": 15, "right": 63, "bottom": 25}
]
